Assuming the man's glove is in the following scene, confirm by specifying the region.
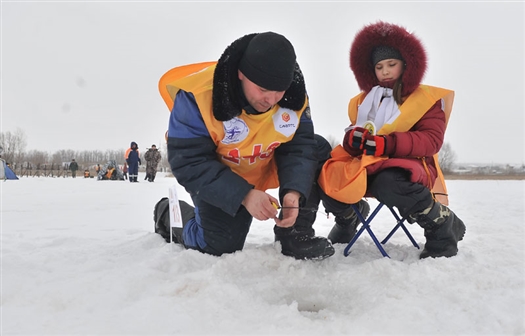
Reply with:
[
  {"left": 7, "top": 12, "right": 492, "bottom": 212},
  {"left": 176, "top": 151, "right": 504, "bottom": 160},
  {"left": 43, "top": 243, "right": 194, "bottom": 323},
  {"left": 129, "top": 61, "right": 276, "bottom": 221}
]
[
  {"left": 342, "top": 128, "right": 364, "bottom": 156},
  {"left": 363, "top": 134, "right": 388, "bottom": 157}
]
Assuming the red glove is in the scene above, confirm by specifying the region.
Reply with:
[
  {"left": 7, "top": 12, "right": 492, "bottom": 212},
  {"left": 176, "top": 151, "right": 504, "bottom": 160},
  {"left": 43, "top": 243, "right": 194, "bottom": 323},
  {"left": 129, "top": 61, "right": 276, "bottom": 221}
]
[
  {"left": 342, "top": 128, "right": 366, "bottom": 156},
  {"left": 363, "top": 134, "right": 388, "bottom": 157},
  {"left": 348, "top": 127, "right": 369, "bottom": 149}
]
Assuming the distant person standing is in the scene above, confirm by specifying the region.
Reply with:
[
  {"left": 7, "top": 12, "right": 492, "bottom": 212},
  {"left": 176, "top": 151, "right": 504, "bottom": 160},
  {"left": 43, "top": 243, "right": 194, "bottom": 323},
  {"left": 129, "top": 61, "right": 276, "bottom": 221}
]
[
  {"left": 144, "top": 144, "right": 162, "bottom": 182},
  {"left": 95, "top": 164, "right": 101, "bottom": 175},
  {"left": 125, "top": 141, "right": 141, "bottom": 182},
  {"left": 122, "top": 162, "right": 128, "bottom": 180},
  {"left": 69, "top": 159, "right": 79, "bottom": 178}
]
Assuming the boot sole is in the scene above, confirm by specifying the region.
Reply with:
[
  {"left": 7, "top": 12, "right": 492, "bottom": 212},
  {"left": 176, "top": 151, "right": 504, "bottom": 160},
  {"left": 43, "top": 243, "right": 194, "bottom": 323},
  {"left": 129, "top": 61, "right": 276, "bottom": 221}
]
[
  {"left": 283, "top": 245, "right": 335, "bottom": 261},
  {"left": 308, "top": 249, "right": 335, "bottom": 261},
  {"left": 420, "top": 214, "right": 466, "bottom": 259},
  {"left": 454, "top": 214, "right": 466, "bottom": 242},
  {"left": 420, "top": 247, "right": 458, "bottom": 259}
]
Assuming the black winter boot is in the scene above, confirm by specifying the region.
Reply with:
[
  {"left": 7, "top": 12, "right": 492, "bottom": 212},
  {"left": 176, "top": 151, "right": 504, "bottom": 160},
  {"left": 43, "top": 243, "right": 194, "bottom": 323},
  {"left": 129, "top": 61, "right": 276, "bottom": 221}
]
[
  {"left": 327, "top": 199, "right": 370, "bottom": 244},
  {"left": 154, "top": 199, "right": 195, "bottom": 245},
  {"left": 275, "top": 226, "right": 335, "bottom": 260},
  {"left": 154, "top": 197, "right": 170, "bottom": 242},
  {"left": 415, "top": 201, "right": 466, "bottom": 259}
]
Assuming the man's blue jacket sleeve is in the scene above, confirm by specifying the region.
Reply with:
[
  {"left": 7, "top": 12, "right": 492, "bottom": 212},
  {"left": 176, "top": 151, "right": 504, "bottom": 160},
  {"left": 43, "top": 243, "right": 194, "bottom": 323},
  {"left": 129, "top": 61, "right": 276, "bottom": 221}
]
[{"left": 167, "top": 90, "right": 253, "bottom": 216}]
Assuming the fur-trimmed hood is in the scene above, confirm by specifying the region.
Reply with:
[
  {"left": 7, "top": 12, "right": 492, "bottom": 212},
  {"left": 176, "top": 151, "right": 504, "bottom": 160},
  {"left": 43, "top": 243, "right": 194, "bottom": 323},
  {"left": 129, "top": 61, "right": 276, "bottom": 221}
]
[
  {"left": 212, "top": 33, "right": 306, "bottom": 121},
  {"left": 350, "top": 21, "right": 427, "bottom": 96}
]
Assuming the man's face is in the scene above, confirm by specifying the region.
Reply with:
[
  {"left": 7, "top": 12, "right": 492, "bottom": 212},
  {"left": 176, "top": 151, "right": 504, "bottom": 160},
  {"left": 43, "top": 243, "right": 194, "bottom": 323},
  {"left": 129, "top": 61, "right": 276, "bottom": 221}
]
[{"left": 238, "top": 70, "right": 286, "bottom": 113}]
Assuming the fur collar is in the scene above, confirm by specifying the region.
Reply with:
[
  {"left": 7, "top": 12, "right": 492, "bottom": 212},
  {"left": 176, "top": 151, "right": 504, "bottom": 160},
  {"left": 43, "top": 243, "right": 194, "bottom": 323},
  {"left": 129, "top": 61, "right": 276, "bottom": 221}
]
[
  {"left": 212, "top": 33, "right": 306, "bottom": 121},
  {"left": 350, "top": 21, "right": 427, "bottom": 97}
]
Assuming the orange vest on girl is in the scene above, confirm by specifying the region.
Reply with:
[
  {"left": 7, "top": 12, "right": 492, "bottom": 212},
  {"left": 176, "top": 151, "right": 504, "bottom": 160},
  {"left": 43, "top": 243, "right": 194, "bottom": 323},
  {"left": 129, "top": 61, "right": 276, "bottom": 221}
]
[{"left": 318, "top": 85, "right": 454, "bottom": 205}]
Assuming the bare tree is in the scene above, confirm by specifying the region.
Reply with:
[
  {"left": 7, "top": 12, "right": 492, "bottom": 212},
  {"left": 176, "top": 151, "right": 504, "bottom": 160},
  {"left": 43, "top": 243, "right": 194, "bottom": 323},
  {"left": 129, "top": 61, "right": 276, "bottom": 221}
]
[
  {"left": 54, "top": 149, "right": 77, "bottom": 165},
  {"left": 87, "top": 150, "right": 105, "bottom": 165},
  {"left": 104, "top": 149, "right": 125, "bottom": 164},
  {"left": 25, "top": 149, "right": 49, "bottom": 168},
  {"left": 438, "top": 142, "right": 457, "bottom": 174},
  {"left": 0, "top": 128, "right": 27, "bottom": 165}
]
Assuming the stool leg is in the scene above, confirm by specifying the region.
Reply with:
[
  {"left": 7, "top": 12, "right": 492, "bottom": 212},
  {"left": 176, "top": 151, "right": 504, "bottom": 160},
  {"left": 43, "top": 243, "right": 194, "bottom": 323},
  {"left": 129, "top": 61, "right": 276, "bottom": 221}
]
[
  {"left": 343, "top": 224, "right": 366, "bottom": 256},
  {"left": 381, "top": 207, "right": 420, "bottom": 249},
  {"left": 344, "top": 203, "right": 390, "bottom": 258}
]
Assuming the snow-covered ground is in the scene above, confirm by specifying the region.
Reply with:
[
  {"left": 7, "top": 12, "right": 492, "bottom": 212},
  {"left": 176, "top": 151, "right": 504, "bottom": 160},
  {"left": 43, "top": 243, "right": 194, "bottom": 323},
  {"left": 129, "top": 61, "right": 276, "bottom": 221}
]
[{"left": 2, "top": 174, "right": 524, "bottom": 335}]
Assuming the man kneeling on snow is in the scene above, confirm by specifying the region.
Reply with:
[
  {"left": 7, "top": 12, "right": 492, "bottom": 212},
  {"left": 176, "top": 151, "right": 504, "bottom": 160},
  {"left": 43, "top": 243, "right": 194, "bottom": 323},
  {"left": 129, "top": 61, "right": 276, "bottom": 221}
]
[{"left": 156, "top": 32, "right": 336, "bottom": 260}]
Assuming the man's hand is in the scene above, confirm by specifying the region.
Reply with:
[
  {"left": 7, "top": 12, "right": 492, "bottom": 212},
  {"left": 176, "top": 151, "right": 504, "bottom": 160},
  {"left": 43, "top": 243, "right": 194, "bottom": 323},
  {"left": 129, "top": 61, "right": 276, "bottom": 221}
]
[
  {"left": 242, "top": 189, "right": 279, "bottom": 221},
  {"left": 274, "top": 191, "right": 301, "bottom": 228}
]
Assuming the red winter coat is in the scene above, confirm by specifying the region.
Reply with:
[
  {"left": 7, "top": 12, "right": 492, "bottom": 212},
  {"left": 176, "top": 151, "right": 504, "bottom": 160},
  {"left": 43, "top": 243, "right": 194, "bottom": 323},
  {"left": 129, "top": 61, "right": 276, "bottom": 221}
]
[
  {"left": 320, "top": 22, "right": 452, "bottom": 205},
  {"left": 367, "top": 100, "right": 445, "bottom": 188},
  {"left": 319, "top": 85, "right": 453, "bottom": 205}
]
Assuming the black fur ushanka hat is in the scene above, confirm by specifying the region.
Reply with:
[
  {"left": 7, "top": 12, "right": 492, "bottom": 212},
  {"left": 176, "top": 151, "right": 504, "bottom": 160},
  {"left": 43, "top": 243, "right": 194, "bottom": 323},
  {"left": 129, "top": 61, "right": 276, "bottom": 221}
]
[{"left": 212, "top": 33, "right": 306, "bottom": 121}]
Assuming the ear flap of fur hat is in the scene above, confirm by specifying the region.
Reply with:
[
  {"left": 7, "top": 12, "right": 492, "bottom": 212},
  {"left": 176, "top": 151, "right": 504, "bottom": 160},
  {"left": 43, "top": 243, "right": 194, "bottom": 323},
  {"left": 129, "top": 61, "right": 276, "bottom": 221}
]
[
  {"left": 212, "top": 33, "right": 306, "bottom": 121},
  {"left": 350, "top": 21, "right": 427, "bottom": 96},
  {"left": 212, "top": 33, "right": 255, "bottom": 121}
]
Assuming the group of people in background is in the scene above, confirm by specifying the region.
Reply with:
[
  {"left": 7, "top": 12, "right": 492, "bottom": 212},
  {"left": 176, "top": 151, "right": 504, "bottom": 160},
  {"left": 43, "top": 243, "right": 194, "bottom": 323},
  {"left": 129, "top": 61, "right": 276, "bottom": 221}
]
[
  {"left": 156, "top": 21, "right": 466, "bottom": 261},
  {"left": 124, "top": 142, "right": 162, "bottom": 183},
  {"left": 66, "top": 142, "right": 162, "bottom": 182}
]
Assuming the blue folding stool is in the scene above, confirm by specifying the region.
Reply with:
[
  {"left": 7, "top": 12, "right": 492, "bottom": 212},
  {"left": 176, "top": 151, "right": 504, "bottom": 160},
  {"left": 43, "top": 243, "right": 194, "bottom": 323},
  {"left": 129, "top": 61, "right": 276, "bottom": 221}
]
[{"left": 343, "top": 201, "right": 420, "bottom": 258}]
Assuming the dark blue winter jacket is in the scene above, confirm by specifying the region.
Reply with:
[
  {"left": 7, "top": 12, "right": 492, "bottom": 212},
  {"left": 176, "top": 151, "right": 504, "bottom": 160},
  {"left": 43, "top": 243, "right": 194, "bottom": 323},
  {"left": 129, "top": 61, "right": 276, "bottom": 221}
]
[{"left": 125, "top": 142, "right": 141, "bottom": 165}]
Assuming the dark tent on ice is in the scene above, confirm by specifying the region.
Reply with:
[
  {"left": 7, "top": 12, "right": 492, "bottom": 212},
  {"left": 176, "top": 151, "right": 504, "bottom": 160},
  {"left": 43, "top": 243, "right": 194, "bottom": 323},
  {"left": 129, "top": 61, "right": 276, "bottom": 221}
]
[
  {"left": 1, "top": 158, "right": 19, "bottom": 181},
  {"left": 97, "top": 160, "right": 125, "bottom": 181}
]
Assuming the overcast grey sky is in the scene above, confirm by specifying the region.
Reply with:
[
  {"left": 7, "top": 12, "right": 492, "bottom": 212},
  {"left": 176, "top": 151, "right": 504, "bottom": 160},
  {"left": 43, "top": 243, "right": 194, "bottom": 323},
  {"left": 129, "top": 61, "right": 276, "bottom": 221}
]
[{"left": 2, "top": 1, "right": 524, "bottom": 165}]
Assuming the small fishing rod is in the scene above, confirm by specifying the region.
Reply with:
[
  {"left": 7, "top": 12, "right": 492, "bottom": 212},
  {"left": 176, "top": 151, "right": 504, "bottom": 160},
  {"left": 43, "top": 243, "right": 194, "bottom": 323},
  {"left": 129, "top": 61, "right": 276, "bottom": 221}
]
[{"left": 272, "top": 202, "right": 318, "bottom": 213}]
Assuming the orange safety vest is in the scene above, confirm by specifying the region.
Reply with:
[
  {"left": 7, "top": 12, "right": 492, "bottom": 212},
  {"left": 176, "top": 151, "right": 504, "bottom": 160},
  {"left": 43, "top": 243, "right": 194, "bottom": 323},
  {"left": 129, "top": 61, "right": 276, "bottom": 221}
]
[
  {"left": 318, "top": 85, "right": 454, "bottom": 205},
  {"left": 106, "top": 168, "right": 115, "bottom": 179},
  {"left": 159, "top": 62, "right": 309, "bottom": 191}
]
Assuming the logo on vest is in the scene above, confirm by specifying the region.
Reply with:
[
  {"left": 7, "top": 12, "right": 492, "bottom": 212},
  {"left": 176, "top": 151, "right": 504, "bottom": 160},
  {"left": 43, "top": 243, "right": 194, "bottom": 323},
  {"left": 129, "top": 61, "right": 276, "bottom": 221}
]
[
  {"left": 273, "top": 107, "right": 298, "bottom": 137},
  {"left": 222, "top": 118, "right": 249, "bottom": 144}
]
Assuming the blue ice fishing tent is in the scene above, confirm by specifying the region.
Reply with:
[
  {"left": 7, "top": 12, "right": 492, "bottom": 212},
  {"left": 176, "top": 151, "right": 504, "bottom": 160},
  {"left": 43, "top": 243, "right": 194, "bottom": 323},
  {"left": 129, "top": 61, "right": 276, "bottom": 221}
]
[{"left": 0, "top": 158, "right": 19, "bottom": 180}]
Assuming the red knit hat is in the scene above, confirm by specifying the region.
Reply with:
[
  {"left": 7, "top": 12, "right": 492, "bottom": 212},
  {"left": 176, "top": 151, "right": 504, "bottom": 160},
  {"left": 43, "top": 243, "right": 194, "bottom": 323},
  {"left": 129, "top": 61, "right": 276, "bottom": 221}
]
[{"left": 349, "top": 21, "right": 427, "bottom": 96}]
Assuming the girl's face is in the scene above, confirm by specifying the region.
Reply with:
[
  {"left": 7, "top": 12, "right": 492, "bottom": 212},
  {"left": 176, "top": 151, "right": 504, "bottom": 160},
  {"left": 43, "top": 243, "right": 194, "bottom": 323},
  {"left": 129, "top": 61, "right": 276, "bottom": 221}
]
[{"left": 374, "top": 59, "right": 404, "bottom": 82}]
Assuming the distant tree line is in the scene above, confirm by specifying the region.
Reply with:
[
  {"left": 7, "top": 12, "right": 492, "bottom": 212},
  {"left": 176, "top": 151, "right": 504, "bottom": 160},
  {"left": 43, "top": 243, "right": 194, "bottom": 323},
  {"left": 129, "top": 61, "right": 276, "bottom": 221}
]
[
  {"left": 0, "top": 128, "right": 169, "bottom": 176},
  {"left": 5, "top": 128, "right": 521, "bottom": 178},
  {"left": 438, "top": 143, "right": 456, "bottom": 174}
]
